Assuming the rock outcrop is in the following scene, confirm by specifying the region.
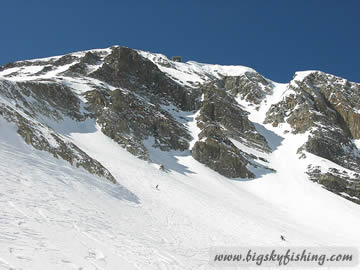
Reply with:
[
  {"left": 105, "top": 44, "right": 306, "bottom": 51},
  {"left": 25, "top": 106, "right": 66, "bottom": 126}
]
[
  {"left": 223, "top": 72, "right": 273, "bottom": 105},
  {"left": 90, "top": 46, "right": 200, "bottom": 111},
  {"left": 191, "top": 79, "right": 271, "bottom": 178},
  {"left": 199, "top": 80, "right": 270, "bottom": 152},
  {"left": 264, "top": 71, "right": 360, "bottom": 202},
  {"left": 192, "top": 125, "right": 254, "bottom": 178},
  {"left": 84, "top": 88, "right": 191, "bottom": 160},
  {"left": 1, "top": 47, "right": 360, "bottom": 204},
  {"left": 0, "top": 103, "right": 115, "bottom": 183}
]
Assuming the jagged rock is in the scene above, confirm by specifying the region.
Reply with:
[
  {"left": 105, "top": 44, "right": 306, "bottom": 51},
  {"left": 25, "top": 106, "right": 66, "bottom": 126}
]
[
  {"left": 2, "top": 46, "right": 360, "bottom": 203},
  {"left": 0, "top": 80, "right": 84, "bottom": 121},
  {"left": 33, "top": 65, "right": 54, "bottom": 76},
  {"left": 192, "top": 125, "right": 254, "bottom": 178},
  {"left": 84, "top": 88, "right": 191, "bottom": 160},
  {"left": 90, "top": 46, "right": 201, "bottom": 111},
  {"left": 265, "top": 72, "right": 360, "bottom": 170},
  {"left": 84, "top": 89, "right": 110, "bottom": 109},
  {"left": 319, "top": 173, "right": 347, "bottom": 193},
  {"left": 0, "top": 105, "right": 116, "bottom": 183},
  {"left": 82, "top": 51, "right": 102, "bottom": 65},
  {"left": 307, "top": 166, "right": 360, "bottom": 204},
  {"left": 302, "top": 72, "right": 360, "bottom": 139},
  {"left": 62, "top": 52, "right": 102, "bottom": 76},
  {"left": 17, "top": 81, "right": 84, "bottom": 120},
  {"left": 199, "top": 81, "right": 270, "bottom": 152},
  {"left": 53, "top": 54, "right": 79, "bottom": 66},
  {"left": 190, "top": 78, "right": 272, "bottom": 178},
  {"left": 264, "top": 71, "right": 360, "bottom": 202},
  {"left": 223, "top": 72, "right": 273, "bottom": 104}
]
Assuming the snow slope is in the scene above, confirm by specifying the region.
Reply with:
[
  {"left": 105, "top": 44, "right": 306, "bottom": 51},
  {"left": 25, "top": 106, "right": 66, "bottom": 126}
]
[
  {"left": 138, "top": 50, "right": 257, "bottom": 88},
  {"left": 1, "top": 107, "right": 360, "bottom": 269},
  {"left": 0, "top": 47, "right": 360, "bottom": 269}
]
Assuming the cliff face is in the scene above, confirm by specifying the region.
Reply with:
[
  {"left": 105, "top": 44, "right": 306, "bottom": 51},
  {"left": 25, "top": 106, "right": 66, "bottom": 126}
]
[
  {"left": 264, "top": 71, "right": 360, "bottom": 201},
  {"left": 1, "top": 46, "right": 360, "bottom": 204}
]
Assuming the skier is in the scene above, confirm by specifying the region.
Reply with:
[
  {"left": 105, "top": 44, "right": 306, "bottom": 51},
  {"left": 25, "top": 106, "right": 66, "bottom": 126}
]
[
  {"left": 280, "top": 235, "right": 286, "bottom": 241},
  {"left": 156, "top": 184, "right": 159, "bottom": 190}
]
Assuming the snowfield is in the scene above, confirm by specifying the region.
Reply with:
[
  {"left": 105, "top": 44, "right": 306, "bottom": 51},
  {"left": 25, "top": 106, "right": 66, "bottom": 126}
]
[
  {"left": 0, "top": 48, "right": 360, "bottom": 269},
  {"left": 1, "top": 114, "right": 360, "bottom": 269}
]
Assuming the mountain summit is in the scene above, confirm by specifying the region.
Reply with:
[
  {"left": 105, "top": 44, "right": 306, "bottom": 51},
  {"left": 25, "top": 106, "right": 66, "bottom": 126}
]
[
  {"left": 1, "top": 46, "right": 359, "bottom": 202},
  {"left": 1, "top": 46, "right": 360, "bottom": 269}
]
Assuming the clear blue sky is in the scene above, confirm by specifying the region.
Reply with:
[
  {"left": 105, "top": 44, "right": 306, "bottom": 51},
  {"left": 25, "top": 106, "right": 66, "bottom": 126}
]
[{"left": 1, "top": 0, "right": 359, "bottom": 83}]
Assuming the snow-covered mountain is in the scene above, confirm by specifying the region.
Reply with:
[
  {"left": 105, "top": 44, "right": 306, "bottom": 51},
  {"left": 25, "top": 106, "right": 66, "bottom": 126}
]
[{"left": 0, "top": 46, "right": 360, "bottom": 269}]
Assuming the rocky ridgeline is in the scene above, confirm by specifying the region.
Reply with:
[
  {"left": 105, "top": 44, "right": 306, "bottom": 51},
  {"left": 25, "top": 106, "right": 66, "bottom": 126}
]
[
  {"left": 1, "top": 46, "right": 360, "bottom": 203},
  {"left": 0, "top": 47, "right": 199, "bottom": 181},
  {"left": 265, "top": 71, "right": 360, "bottom": 203},
  {"left": 89, "top": 47, "right": 200, "bottom": 111},
  {"left": 223, "top": 72, "right": 273, "bottom": 105},
  {"left": 84, "top": 89, "right": 191, "bottom": 160},
  {"left": 0, "top": 46, "right": 271, "bottom": 181},
  {"left": 192, "top": 79, "right": 271, "bottom": 178},
  {"left": 0, "top": 81, "right": 115, "bottom": 183}
]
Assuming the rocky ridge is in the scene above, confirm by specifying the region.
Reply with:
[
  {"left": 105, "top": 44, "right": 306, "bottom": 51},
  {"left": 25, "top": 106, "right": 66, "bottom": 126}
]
[
  {"left": 264, "top": 71, "right": 360, "bottom": 202},
  {"left": 1, "top": 46, "right": 360, "bottom": 204}
]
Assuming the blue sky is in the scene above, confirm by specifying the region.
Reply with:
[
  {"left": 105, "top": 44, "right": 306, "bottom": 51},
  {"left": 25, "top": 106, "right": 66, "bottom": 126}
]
[{"left": 1, "top": 0, "right": 359, "bottom": 83}]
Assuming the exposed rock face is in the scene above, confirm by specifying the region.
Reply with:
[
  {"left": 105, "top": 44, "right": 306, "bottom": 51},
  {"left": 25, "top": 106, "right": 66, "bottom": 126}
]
[
  {"left": 90, "top": 46, "right": 200, "bottom": 111},
  {"left": 199, "top": 80, "right": 270, "bottom": 152},
  {"left": 0, "top": 103, "right": 115, "bottom": 183},
  {"left": 17, "top": 81, "right": 84, "bottom": 120},
  {"left": 2, "top": 46, "right": 360, "bottom": 204},
  {"left": 0, "top": 47, "right": 198, "bottom": 183},
  {"left": 223, "top": 72, "right": 273, "bottom": 105},
  {"left": 265, "top": 72, "right": 360, "bottom": 169},
  {"left": 303, "top": 73, "right": 360, "bottom": 139},
  {"left": 307, "top": 165, "right": 360, "bottom": 204},
  {"left": 192, "top": 125, "right": 254, "bottom": 178},
  {"left": 0, "top": 79, "right": 116, "bottom": 183},
  {"left": 191, "top": 80, "right": 271, "bottom": 178},
  {"left": 62, "top": 52, "right": 102, "bottom": 76},
  {"left": 264, "top": 71, "right": 360, "bottom": 202},
  {"left": 0, "top": 79, "right": 83, "bottom": 122},
  {"left": 84, "top": 88, "right": 191, "bottom": 160}
]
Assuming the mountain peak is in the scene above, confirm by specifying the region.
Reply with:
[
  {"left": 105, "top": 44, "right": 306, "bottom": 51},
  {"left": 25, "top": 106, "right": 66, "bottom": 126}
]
[{"left": 1, "top": 45, "right": 360, "bottom": 269}]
